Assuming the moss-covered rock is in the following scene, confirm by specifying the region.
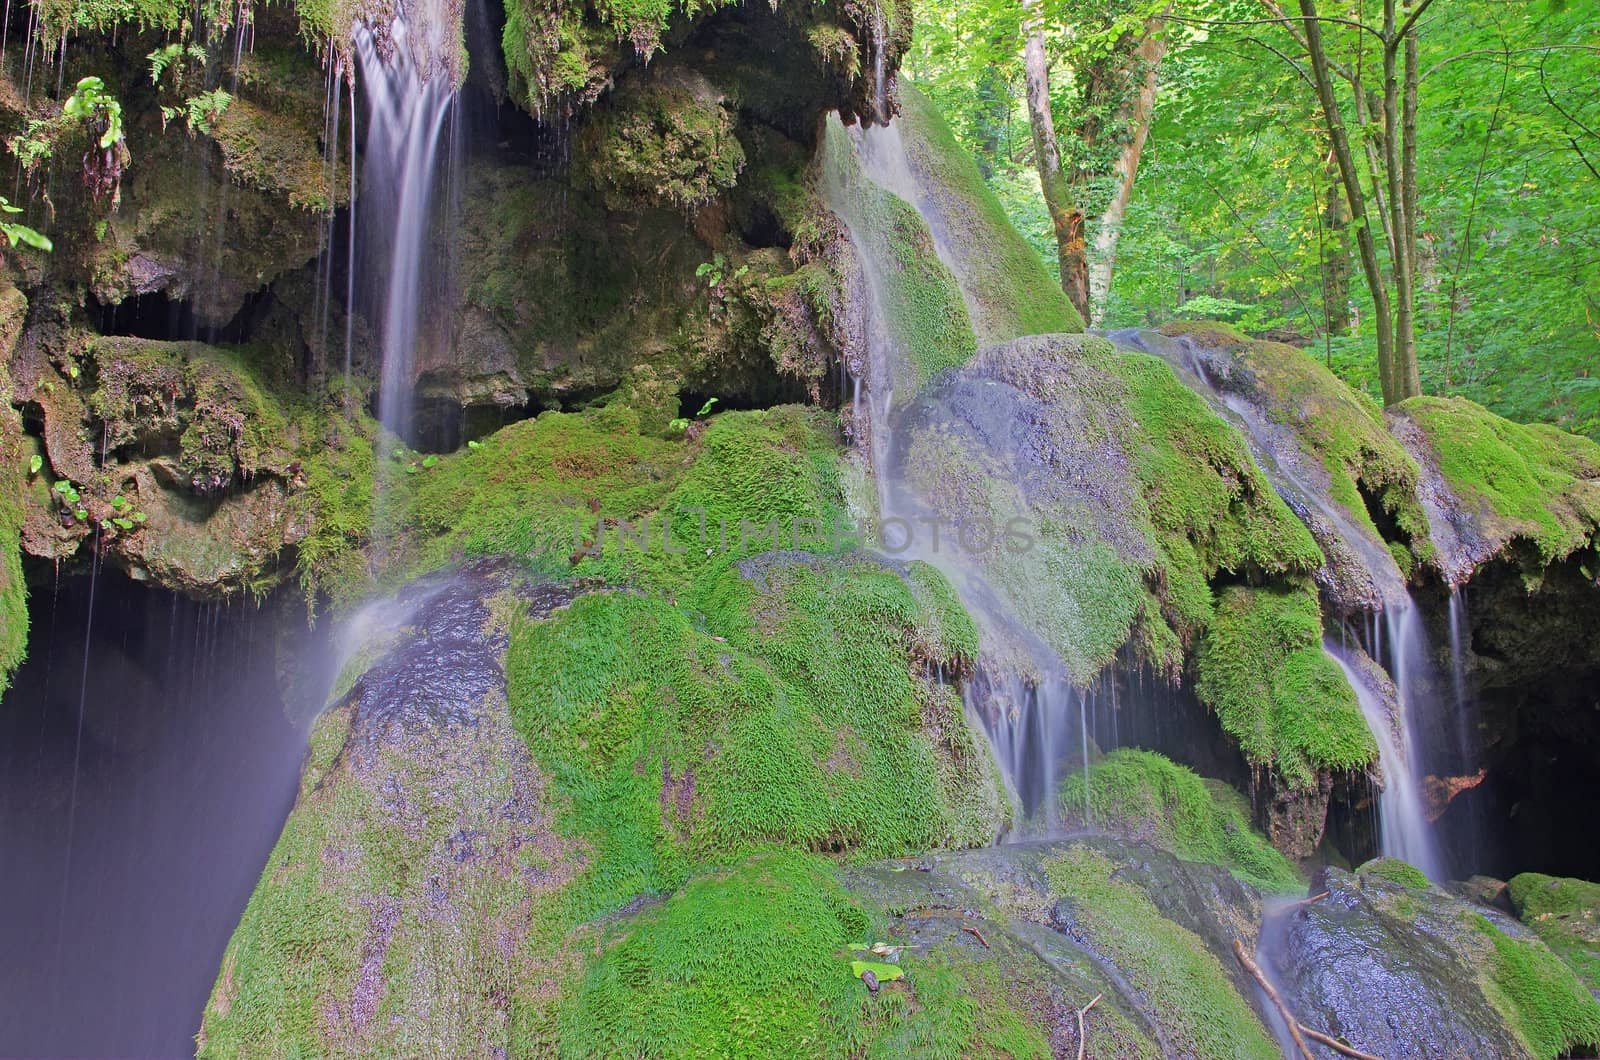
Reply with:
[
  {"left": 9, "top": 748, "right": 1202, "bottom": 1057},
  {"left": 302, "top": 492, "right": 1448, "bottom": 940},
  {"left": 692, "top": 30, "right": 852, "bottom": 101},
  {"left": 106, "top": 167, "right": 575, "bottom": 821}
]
[
  {"left": 898, "top": 333, "right": 1322, "bottom": 681},
  {"left": 206, "top": 404, "right": 1011, "bottom": 1054},
  {"left": 1195, "top": 583, "right": 1377, "bottom": 793},
  {"left": 1357, "top": 855, "right": 1433, "bottom": 890},
  {"left": 576, "top": 66, "right": 745, "bottom": 213},
  {"left": 0, "top": 280, "right": 30, "bottom": 694},
  {"left": 841, "top": 836, "right": 1280, "bottom": 1060},
  {"left": 1271, "top": 864, "right": 1600, "bottom": 1060},
  {"left": 1150, "top": 323, "right": 1428, "bottom": 615},
  {"left": 12, "top": 331, "right": 372, "bottom": 598},
  {"left": 1508, "top": 872, "right": 1600, "bottom": 994},
  {"left": 1390, "top": 395, "right": 1600, "bottom": 585},
  {"left": 885, "top": 85, "right": 1083, "bottom": 342},
  {"left": 1059, "top": 748, "right": 1302, "bottom": 893}
]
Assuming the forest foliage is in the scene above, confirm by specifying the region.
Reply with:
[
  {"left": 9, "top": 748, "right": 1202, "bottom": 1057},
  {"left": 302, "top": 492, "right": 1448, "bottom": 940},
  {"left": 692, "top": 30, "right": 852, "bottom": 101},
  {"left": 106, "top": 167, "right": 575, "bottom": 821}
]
[{"left": 911, "top": 0, "right": 1600, "bottom": 435}]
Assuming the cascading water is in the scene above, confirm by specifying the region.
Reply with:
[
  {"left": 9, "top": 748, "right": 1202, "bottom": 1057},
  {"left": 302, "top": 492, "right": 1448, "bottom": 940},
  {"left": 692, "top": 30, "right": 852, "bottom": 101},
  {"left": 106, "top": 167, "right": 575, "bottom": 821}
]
[
  {"left": 820, "top": 116, "right": 1095, "bottom": 832},
  {"left": 1328, "top": 641, "right": 1443, "bottom": 877},
  {"left": 1111, "top": 328, "right": 1460, "bottom": 875},
  {"left": 353, "top": 8, "right": 459, "bottom": 443}
]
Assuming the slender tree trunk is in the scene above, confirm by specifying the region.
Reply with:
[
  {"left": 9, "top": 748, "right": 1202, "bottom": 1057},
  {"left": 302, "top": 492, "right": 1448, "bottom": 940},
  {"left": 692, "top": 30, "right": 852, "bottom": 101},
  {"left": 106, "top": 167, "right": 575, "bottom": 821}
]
[
  {"left": 1398, "top": 12, "right": 1423, "bottom": 396},
  {"left": 1088, "top": 21, "right": 1168, "bottom": 324},
  {"left": 1382, "top": 0, "right": 1421, "bottom": 400},
  {"left": 1322, "top": 166, "right": 1351, "bottom": 335},
  {"left": 1298, "top": 0, "right": 1398, "bottom": 402},
  {"left": 1021, "top": 0, "right": 1090, "bottom": 321}
]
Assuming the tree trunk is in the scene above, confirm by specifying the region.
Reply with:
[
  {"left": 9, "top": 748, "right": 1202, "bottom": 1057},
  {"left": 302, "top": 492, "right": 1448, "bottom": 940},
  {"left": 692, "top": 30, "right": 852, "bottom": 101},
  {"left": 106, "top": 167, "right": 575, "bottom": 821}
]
[
  {"left": 1322, "top": 169, "right": 1351, "bottom": 336},
  {"left": 1021, "top": 0, "right": 1090, "bottom": 321},
  {"left": 1382, "top": 0, "right": 1420, "bottom": 401},
  {"left": 1397, "top": 10, "right": 1423, "bottom": 397},
  {"left": 1088, "top": 21, "right": 1167, "bottom": 324},
  {"left": 1298, "top": 0, "right": 1398, "bottom": 403}
]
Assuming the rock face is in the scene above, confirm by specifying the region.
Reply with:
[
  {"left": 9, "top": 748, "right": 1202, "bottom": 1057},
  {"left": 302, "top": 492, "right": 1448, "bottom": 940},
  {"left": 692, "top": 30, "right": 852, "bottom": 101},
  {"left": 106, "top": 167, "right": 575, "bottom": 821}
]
[
  {"left": 843, "top": 837, "right": 1280, "bottom": 1060},
  {"left": 1266, "top": 862, "right": 1600, "bottom": 1060},
  {"left": 199, "top": 562, "right": 583, "bottom": 1057}
]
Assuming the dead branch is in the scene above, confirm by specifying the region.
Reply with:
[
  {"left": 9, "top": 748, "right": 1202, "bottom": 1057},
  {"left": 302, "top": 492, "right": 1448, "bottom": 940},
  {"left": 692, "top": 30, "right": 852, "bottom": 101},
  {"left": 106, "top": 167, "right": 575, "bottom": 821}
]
[
  {"left": 1233, "top": 939, "right": 1315, "bottom": 1060},
  {"left": 961, "top": 925, "right": 990, "bottom": 948},
  {"left": 1296, "top": 891, "right": 1331, "bottom": 906},
  {"left": 1075, "top": 994, "right": 1102, "bottom": 1060},
  {"left": 1298, "top": 1024, "right": 1385, "bottom": 1060}
]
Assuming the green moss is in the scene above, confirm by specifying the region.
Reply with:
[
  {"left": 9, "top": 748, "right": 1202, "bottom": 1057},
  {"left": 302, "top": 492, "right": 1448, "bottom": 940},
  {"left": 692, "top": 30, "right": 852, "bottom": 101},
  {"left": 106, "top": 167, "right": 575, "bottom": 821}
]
[
  {"left": 577, "top": 69, "right": 745, "bottom": 212},
  {"left": 1107, "top": 348, "right": 1324, "bottom": 669},
  {"left": 1508, "top": 873, "right": 1600, "bottom": 993},
  {"left": 211, "top": 97, "right": 348, "bottom": 213},
  {"left": 0, "top": 362, "right": 29, "bottom": 692},
  {"left": 556, "top": 852, "right": 868, "bottom": 1058},
  {"left": 504, "top": 552, "right": 1003, "bottom": 925},
  {"left": 819, "top": 117, "right": 976, "bottom": 392},
  {"left": 560, "top": 852, "right": 1050, "bottom": 1060},
  {"left": 1059, "top": 749, "right": 1302, "bottom": 893},
  {"left": 1396, "top": 395, "right": 1600, "bottom": 566},
  {"left": 1041, "top": 845, "right": 1279, "bottom": 1060},
  {"left": 896, "top": 85, "right": 1083, "bottom": 341},
  {"left": 1358, "top": 856, "right": 1432, "bottom": 890},
  {"left": 1473, "top": 913, "right": 1600, "bottom": 1059},
  {"left": 292, "top": 400, "right": 377, "bottom": 608},
  {"left": 1195, "top": 583, "right": 1377, "bottom": 789}
]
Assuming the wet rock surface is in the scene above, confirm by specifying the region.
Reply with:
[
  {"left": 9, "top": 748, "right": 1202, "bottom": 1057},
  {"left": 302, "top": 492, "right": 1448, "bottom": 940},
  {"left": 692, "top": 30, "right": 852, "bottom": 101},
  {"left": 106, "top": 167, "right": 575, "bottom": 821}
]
[
  {"left": 1265, "top": 865, "right": 1587, "bottom": 1059},
  {"left": 199, "top": 560, "right": 585, "bottom": 1056}
]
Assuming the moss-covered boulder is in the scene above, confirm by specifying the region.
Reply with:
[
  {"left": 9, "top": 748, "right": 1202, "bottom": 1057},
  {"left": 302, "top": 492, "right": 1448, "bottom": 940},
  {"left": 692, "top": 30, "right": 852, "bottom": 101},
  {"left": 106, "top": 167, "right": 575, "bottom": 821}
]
[
  {"left": 1147, "top": 322, "right": 1427, "bottom": 615},
  {"left": 1270, "top": 864, "right": 1600, "bottom": 1059},
  {"left": 1509, "top": 872, "right": 1600, "bottom": 995},
  {"left": 841, "top": 837, "right": 1281, "bottom": 1059},
  {"left": 1194, "top": 583, "right": 1376, "bottom": 856},
  {"left": 11, "top": 330, "right": 371, "bottom": 597},
  {"left": 897, "top": 332, "right": 1323, "bottom": 681},
  {"left": 876, "top": 85, "right": 1084, "bottom": 342},
  {"left": 1059, "top": 748, "right": 1303, "bottom": 893},
  {"left": 1389, "top": 395, "right": 1600, "bottom": 586}
]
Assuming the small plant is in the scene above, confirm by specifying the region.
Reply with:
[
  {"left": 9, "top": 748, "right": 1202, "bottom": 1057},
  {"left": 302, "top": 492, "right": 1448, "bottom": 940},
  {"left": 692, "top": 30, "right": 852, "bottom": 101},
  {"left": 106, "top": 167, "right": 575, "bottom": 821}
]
[
  {"left": 668, "top": 396, "right": 721, "bottom": 434},
  {"left": 27, "top": 455, "right": 42, "bottom": 476},
  {"left": 0, "top": 197, "right": 51, "bottom": 254},
  {"left": 694, "top": 254, "right": 749, "bottom": 319}
]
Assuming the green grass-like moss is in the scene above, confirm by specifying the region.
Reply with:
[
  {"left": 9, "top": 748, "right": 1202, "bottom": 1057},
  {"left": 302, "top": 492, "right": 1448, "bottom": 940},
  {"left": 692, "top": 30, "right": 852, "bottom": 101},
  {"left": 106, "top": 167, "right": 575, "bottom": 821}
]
[
  {"left": 1109, "top": 349, "right": 1325, "bottom": 663},
  {"left": 1508, "top": 872, "right": 1600, "bottom": 993},
  {"left": 819, "top": 117, "right": 977, "bottom": 392},
  {"left": 1395, "top": 395, "right": 1600, "bottom": 566},
  {"left": 1357, "top": 856, "right": 1432, "bottom": 890},
  {"left": 1158, "top": 323, "right": 1434, "bottom": 564},
  {"left": 1041, "top": 845, "right": 1280, "bottom": 1060},
  {"left": 896, "top": 85, "right": 1084, "bottom": 341},
  {"left": 1195, "top": 583, "right": 1377, "bottom": 789},
  {"left": 559, "top": 852, "right": 1052, "bottom": 1059},
  {"left": 1059, "top": 749, "right": 1303, "bottom": 893},
  {"left": 1473, "top": 913, "right": 1600, "bottom": 1059},
  {"left": 504, "top": 553, "right": 1004, "bottom": 924}
]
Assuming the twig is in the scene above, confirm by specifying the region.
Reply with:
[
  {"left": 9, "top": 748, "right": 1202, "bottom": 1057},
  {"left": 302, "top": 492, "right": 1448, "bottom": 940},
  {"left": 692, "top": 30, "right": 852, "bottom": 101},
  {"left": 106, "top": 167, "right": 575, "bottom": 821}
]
[
  {"left": 1296, "top": 891, "right": 1330, "bottom": 906},
  {"left": 1233, "top": 939, "right": 1315, "bottom": 1060},
  {"left": 1075, "top": 994, "right": 1102, "bottom": 1060},
  {"left": 1298, "top": 1023, "right": 1385, "bottom": 1060},
  {"left": 961, "top": 925, "right": 990, "bottom": 949}
]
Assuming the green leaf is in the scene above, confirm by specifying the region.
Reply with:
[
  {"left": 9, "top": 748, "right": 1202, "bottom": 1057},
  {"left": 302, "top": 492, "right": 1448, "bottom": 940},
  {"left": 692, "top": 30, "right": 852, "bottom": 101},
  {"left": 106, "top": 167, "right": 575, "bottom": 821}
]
[
  {"left": 113, "top": 517, "right": 133, "bottom": 530},
  {"left": 696, "top": 397, "right": 720, "bottom": 418},
  {"left": 421, "top": 454, "right": 438, "bottom": 468},
  {"left": 28, "top": 455, "right": 41, "bottom": 475},
  {"left": 850, "top": 960, "right": 904, "bottom": 982}
]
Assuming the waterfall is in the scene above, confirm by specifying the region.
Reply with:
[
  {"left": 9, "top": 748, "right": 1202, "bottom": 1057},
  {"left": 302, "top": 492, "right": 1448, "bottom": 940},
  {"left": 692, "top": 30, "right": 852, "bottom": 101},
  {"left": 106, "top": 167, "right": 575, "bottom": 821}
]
[
  {"left": 1328, "top": 642, "right": 1443, "bottom": 878},
  {"left": 1113, "top": 328, "right": 1456, "bottom": 876},
  {"left": 820, "top": 116, "right": 1093, "bottom": 834},
  {"left": 353, "top": 12, "right": 459, "bottom": 443}
]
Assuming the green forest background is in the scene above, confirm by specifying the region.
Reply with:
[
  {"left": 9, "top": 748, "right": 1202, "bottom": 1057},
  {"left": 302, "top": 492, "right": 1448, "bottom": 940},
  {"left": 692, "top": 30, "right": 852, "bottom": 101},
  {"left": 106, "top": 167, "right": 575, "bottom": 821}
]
[{"left": 911, "top": 0, "right": 1599, "bottom": 435}]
